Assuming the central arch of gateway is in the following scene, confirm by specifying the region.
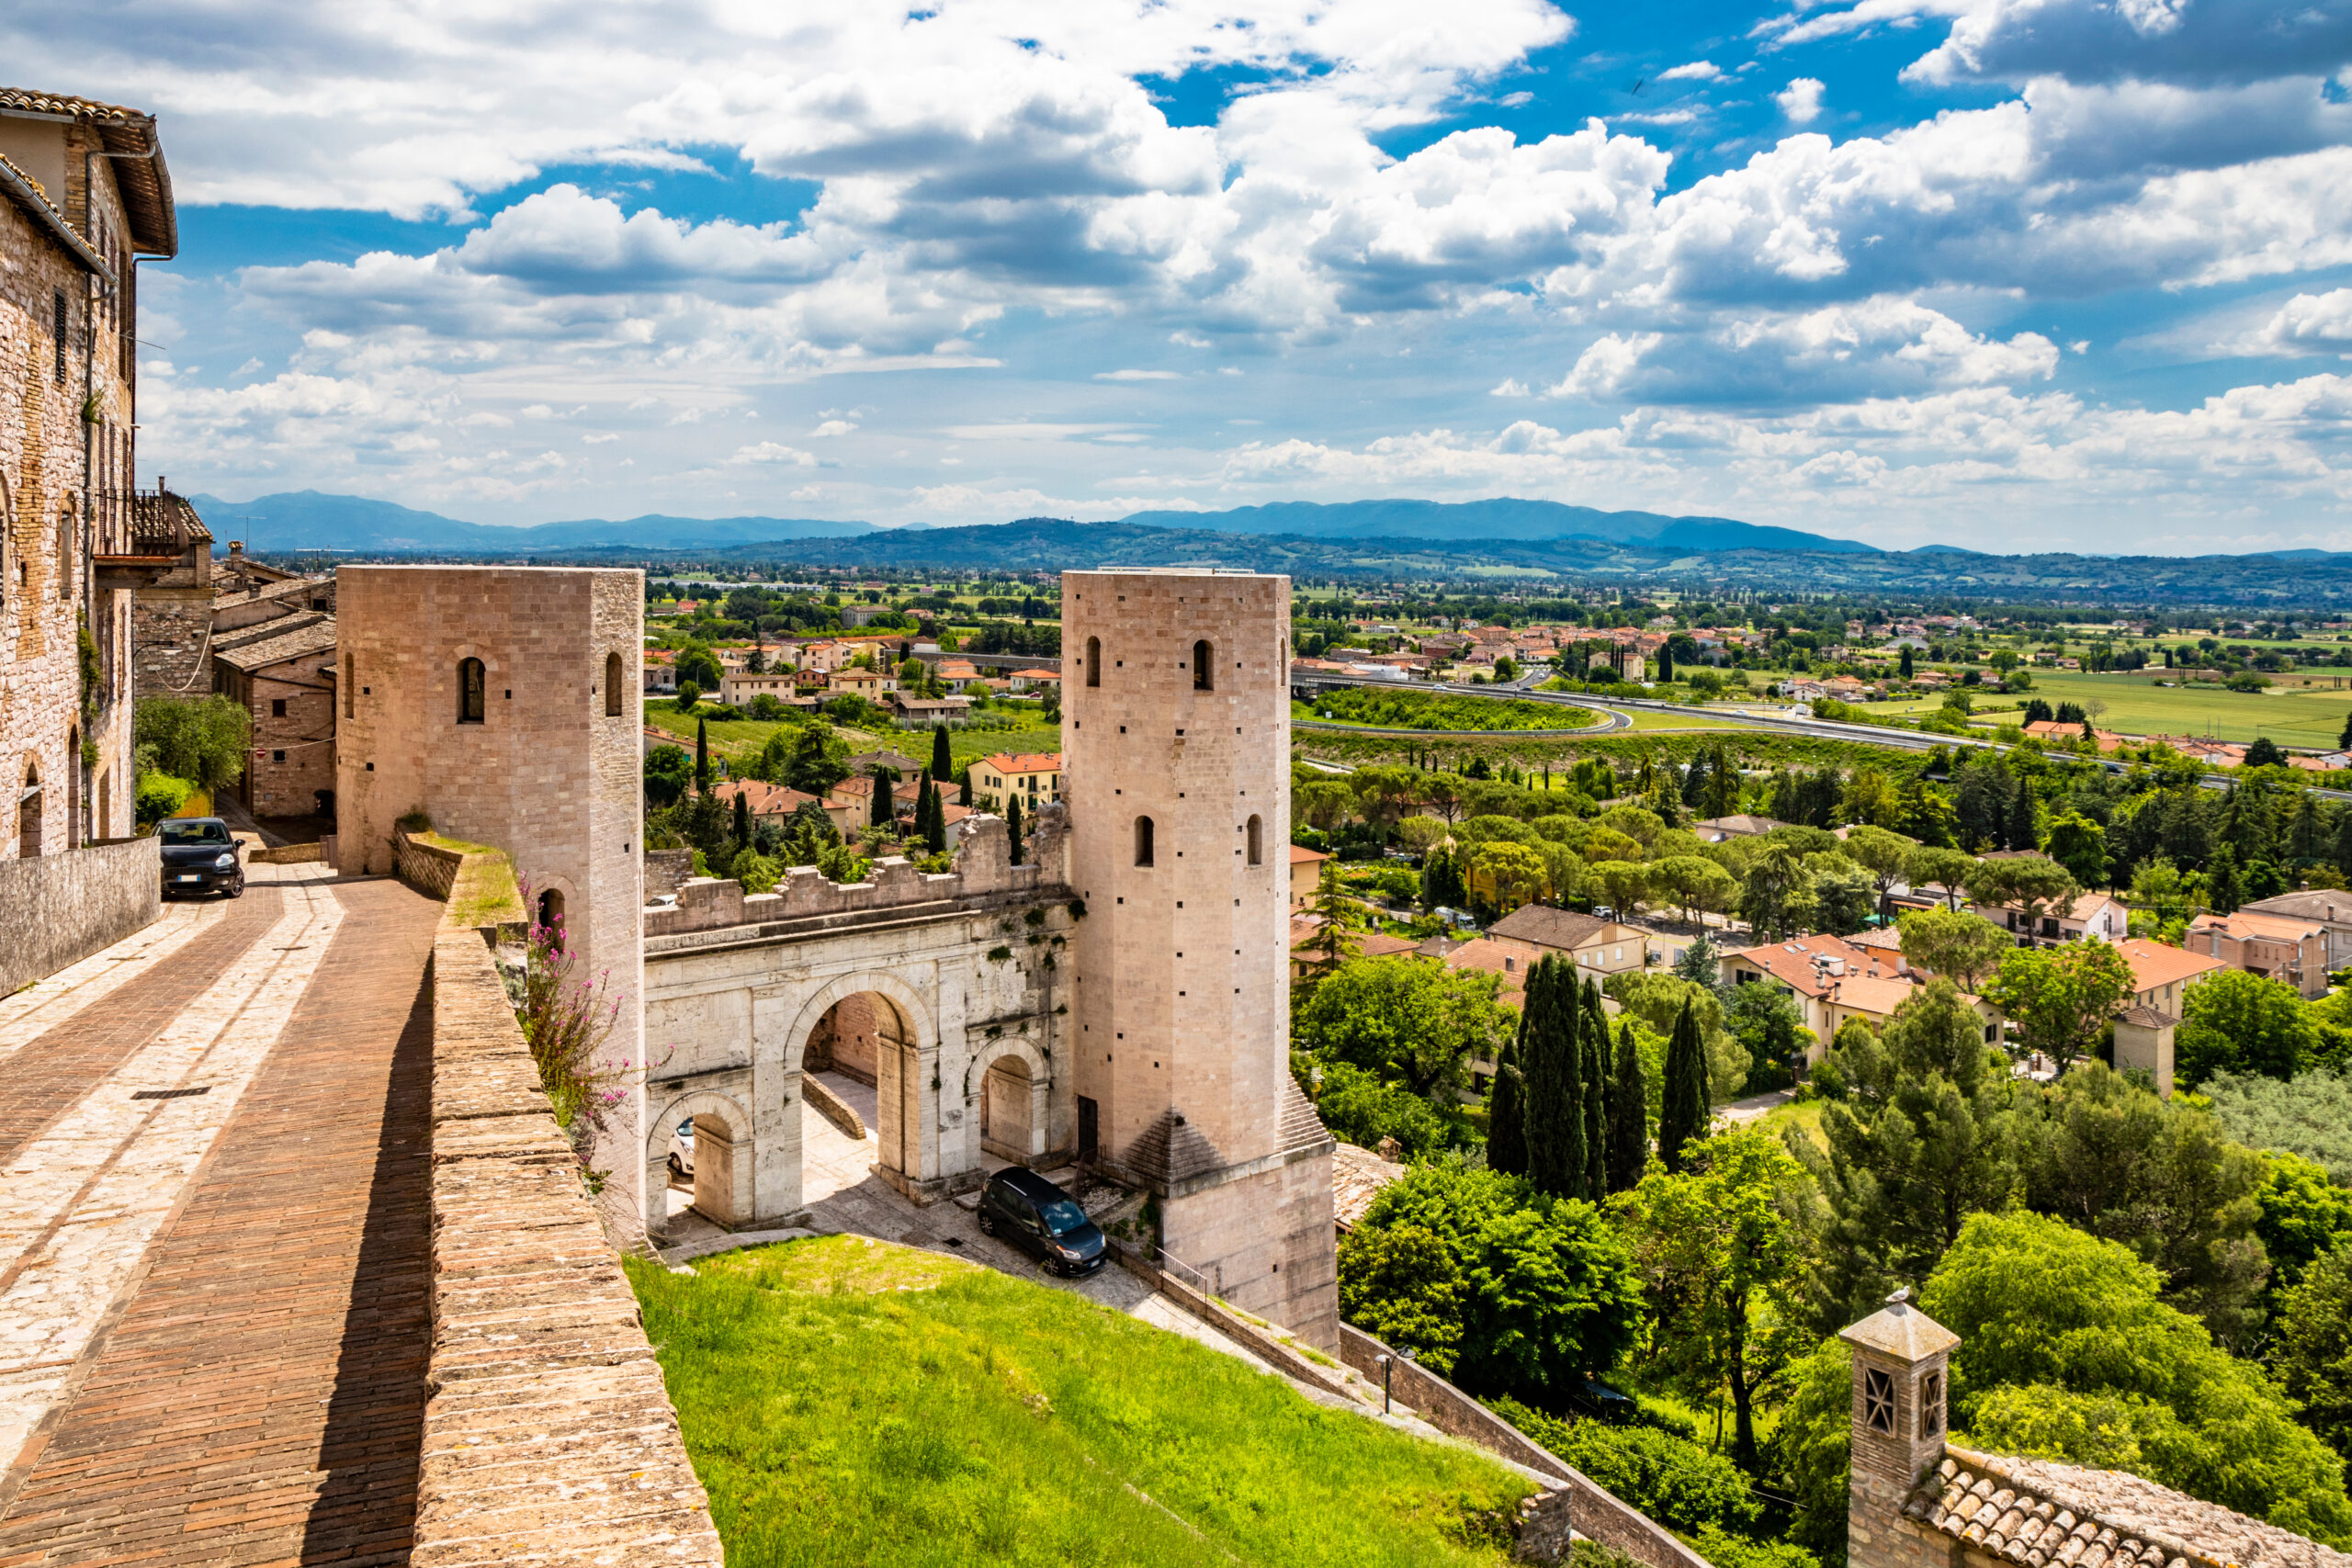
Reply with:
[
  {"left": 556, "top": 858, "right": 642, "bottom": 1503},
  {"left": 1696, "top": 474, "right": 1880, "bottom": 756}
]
[{"left": 635, "top": 810, "right": 1079, "bottom": 1238}]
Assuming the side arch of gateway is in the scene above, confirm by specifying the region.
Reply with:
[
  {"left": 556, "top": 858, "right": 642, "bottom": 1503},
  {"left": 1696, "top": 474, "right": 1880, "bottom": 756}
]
[{"left": 637, "top": 810, "right": 1078, "bottom": 1236}]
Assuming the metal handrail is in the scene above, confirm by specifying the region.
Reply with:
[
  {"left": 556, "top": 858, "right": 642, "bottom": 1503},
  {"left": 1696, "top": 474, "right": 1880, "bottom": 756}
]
[{"left": 1154, "top": 1244, "right": 1221, "bottom": 1298}]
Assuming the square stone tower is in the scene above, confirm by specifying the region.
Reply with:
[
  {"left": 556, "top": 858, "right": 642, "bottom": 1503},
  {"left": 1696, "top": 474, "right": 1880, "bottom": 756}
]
[
  {"left": 1062, "top": 570, "right": 1337, "bottom": 1348},
  {"left": 335, "top": 565, "right": 648, "bottom": 1229},
  {"left": 1841, "top": 1289, "right": 1959, "bottom": 1568}
]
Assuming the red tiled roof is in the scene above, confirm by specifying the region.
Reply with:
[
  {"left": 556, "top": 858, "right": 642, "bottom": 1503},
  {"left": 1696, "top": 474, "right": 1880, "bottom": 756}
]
[{"left": 981, "top": 752, "right": 1063, "bottom": 773}]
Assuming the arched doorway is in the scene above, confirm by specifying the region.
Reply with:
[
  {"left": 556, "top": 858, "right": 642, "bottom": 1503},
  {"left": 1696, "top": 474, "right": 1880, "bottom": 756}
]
[
  {"left": 798, "top": 990, "right": 917, "bottom": 1194},
  {"left": 799, "top": 991, "right": 909, "bottom": 1089},
  {"left": 978, "top": 1047, "right": 1048, "bottom": 1165},
  {"left": 537, "top": 887, "right": 565, "bottom": 949},
  {"left": 647, "top": 1089, "right": 755, "bottom": 1230},
  {"left": 18, "top": 763, "right": 41, "bottom": 859}
]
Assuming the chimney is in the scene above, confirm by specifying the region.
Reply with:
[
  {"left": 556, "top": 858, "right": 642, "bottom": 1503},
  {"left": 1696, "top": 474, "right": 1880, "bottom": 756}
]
[{"left": 1841, "top": 1289, "right": 1958, "bottom": 1568}]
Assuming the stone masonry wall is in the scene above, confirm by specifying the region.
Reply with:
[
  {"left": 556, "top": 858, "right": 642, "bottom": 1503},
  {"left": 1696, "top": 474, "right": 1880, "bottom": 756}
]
[
  {"left": 417, "top": 874, "right": 722, "bottom": 1566},
  {"left": 130, "top": 581, "right": 209, "bottom": 699},
  {"left": 0, "top": 830, "right": 158, "bottom": 995}
]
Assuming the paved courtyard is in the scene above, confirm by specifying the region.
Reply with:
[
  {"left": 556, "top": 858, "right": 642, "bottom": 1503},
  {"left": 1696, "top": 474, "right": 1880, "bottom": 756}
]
[{"left": 0, "top": 863, "right": 443, "bottom": 1566}]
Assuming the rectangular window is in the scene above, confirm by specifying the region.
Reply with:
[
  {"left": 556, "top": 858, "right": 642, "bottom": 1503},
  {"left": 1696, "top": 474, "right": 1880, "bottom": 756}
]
[
  {"left": 1863, "top": 1368, "right": 1896, "bottom": 1434},
  {"left": 271, "top": 750, "right": 286, "bottom": 762},
  {"left": 271, "top": 698, "right": 287, "bottom": 717}
]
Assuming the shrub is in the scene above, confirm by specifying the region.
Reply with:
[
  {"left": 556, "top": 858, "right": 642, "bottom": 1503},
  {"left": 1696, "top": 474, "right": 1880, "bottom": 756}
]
[
  {"left": 134, "top": 772, "right": 195, "bottom": 827},
  {"left": 132, "top": 694, "right": 249, "bottom": 794},
  {"left": 1489, "top": 1397, "right": 1761, "bottom": 1534},
  {"left": 2203, "top": 1067, "right": 2352, "bottom": 1182}
]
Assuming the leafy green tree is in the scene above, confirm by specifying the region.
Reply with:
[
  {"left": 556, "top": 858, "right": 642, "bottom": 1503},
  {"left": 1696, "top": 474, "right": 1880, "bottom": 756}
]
[
  {"left": 133, "top": 695, "right": 250, "bottom": 794},
  {"left": 2045, "top": 812, "right": 2110, "bottom": 889},
  {"left": 1617, "top": 969, "right": 1751, "bottom": 1104},
  {"left": 643, "top": 743, "right": 693, "bottom": 808},
  {"left": 1614, "top": 1129, "right": 1818, "bottom": 1466},
  {"left": 1488, "top": 1039, "right": 1527, "bottom": 1177},
  {"left": 1292, "top": 954, "right": 1510, "bottom": 1101},
  {"left": 1841, "top": 825, "right": 1916, "bottom": 918},
  {"left": 1923, "top": 1211, "right": 2352, "bottom": 1545},
  {"left": 1808, "top": 861, "right": 1878, "bottom": 936},
  {"left": 1897, "top": 908, "right": 2014, "bottom": 990},
  {"left": 1905, "top": 843, "right": 1976, "bottom": 909},
  {"left": 1524, "top": 960, "right": 1589, "bottom": 1201},
  {"left": 2276, "top": 1246, "right": 2352, "bottom": 1461},
  {"left": 1657, "top": 1000, "right": 1711, "bottom": 1175},
  {"left": 2021, "top": 1062, "right": 2270, "bottom": 1347},
  {"left": 1738, "top": 841, "right": 1811, "bottom": 942},
  {"left": 1306, "top": 1060, "right": 1464, "bottom": 1159},
  {"left": 2177, "top": 969, "right": 2316, "bottom": 1087},
  {"left": 1982, "top": 940, "right": 2136, "bottom": 1072},
  {"left": 1792, "top": 981, "right": 2027, "bottom": 1328},
  {"left": 1495, "top": 1398, "right": 1766, "bottom": 1539},
  {"left": 2205, "top": 1068, "right": 2352, "bottom": 1183},
  {"left": 1338, "top": 1163, "right": 1642, "bottom": 1404},
  {"left": 1965, "top": 852, "right": 2078, "bottom": 943},
  {"left": 1673, "top": 930, "right": 1724, "bottom": 992},
  {"left": 1767, "top": 1336, "right": 1856, "bottom": 1566},
  {"left": 1607, "top": 1021, "right": 1648, "bottom": 1193},
  {"left": 758, "top": 720, "right": 852, "bottom": 795},
  {"left": 2210, "top": 842, "right": 2245, "bottom": 913},
  {"left": 675, "top": 643, "right": 724, "bottom": 692},
  {"left": 2255, "top": 1151, "right": 2352, "bottom": 1288},
  {"left": 1298, "top": 857, "right": 1366, "bottom": 988}
]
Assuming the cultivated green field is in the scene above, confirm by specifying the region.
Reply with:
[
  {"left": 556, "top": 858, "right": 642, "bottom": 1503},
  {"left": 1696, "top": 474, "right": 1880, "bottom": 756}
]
[
  {"left": 629, "top": 1235, "right": 1532, "bottom": 1568},
  {"left": 1984, "top": 670, "right": 2352, "bottom": 748},
  {"left": 642, "top": 705, "right": 1059, "bottom": 769}
]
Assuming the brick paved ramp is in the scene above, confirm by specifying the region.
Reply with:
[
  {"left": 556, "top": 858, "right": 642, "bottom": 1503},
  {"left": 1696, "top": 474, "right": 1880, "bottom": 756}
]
[{"left": 0, "top": 868, "right": 441, "bottom": 1565}]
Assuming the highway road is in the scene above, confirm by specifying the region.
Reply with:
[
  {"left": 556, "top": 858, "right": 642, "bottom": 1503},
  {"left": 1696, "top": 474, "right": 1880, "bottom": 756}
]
[{"left": 1287, "top": 671, "right": 2352, "bottom": 805}]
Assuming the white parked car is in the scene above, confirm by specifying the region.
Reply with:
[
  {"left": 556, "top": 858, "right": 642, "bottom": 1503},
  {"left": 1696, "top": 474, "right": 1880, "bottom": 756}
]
[{"left": 667, "top": 1116, "right": 695, "bottom": 1180}]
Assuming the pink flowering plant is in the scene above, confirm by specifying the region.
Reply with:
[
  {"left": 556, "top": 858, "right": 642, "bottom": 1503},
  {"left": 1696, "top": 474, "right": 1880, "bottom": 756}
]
[{"left": 514, "top": 877, "right": 654, "bottom": 1179}]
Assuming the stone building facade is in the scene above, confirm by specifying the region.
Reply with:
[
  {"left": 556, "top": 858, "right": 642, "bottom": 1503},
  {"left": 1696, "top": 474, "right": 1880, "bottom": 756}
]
[
  {"left": 1061, "top": 569, "right": 1339, "bottom": 1349},
  {"left": 126, "top": 491, "right": 213, "bottom": 700},
  {"left": 211, "top": 615, "right": 337, "bottom": 818},
  {"left": 335, "top": 566, "right": 646, "bottom": 1222},
  {"left": 0, "top": 89, "right": 175, "bottom": 853}
]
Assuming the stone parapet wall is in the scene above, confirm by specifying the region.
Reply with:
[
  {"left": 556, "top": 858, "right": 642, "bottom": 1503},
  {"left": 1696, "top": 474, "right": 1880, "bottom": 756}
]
[
  {"left": 415, "top": 869, "right": 722, "bottom": 1567},
  {"left": 396, "top": 830, "right": 462, "bottom": 900},
  {"left": 1336, "top": 1324, "right": 1716, "bottom": 1568},
  {"left": 0, "top": 835, "right": 159, "bottom": 996},
  {"left": 643, "top": 807, "right": 1069, "bottom": 942}
]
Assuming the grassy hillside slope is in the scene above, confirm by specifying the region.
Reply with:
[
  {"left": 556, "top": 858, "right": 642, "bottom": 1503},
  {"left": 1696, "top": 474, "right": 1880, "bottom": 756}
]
[{"left": 628, "top": 1236, "right": 1534, "bottom": 1567}]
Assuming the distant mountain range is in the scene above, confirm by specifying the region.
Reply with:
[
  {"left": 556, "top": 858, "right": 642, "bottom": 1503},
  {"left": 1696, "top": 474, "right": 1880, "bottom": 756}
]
[
  {"left": 190, "top": 491, "right": 883, "bottom": 555},
  {"left": 1122, "top": 499, "right": 1879, "bottom": 554},
  {"left": 191, "top": 490, "right": 1874, "bottom": 557},
  {"left": 186, "top": 489, "right": 2352, "bottom": 605}
]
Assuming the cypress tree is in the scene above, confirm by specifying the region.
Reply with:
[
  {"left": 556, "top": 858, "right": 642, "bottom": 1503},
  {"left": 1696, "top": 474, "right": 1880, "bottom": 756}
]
[
  {"left": 1007, "top": 793, "right": 1025, "bottom": 865},
  {"left": 695, "top": 718, "right": 710, "bottom": 792},
  {"left": 958, "top": 770, "right": 972, "bottom": 807},
  {"left": 2005, "top": 773, "right": 2038, "bottom": 852},
  {"left": 732, "top": 791, "right": 752, "bottom": 851},
  {"left": 1531, "top": 960, "right": 1588, "bottom": 1200},
  {"left": 932, "top": 724, "right": 952, "bottom": 783},
  {"left": 1582, "top": 1014, "right": 1610, "bottom": 1201},
  {"left": 1605, "top": 1020, "right": 1647, "bottom": 1192},
  {"left": 1487, "top": 1038, "right": 1528, "bottom": 1177},
  {"left": 924, "top": 780, "right": 948, "bottom": 854},
  {"left": 870, "top": 766, "right": 895, "bottom": 830},
  {"left": 1657, "top": 998, "right": 1711, "bottom": 1175}
]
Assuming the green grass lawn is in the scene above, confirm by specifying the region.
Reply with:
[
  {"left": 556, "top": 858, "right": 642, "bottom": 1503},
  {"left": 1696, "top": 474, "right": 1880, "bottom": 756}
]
[
  {"left": 642, "top": 705, "right": 1060, "bottom": 771},
  {"left": 1994, "top": 669, "right": 2352, "bottom": 748},
  {"left": 1753, "top": 1097, "right": 1828, "bottom": 1152},
  {"left": 628, "top": 1235, "right": 1532, "bottom": 1568}
]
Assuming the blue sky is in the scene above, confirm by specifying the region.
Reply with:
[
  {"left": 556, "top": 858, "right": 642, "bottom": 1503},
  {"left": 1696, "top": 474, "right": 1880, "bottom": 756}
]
[{"left": 17, "top": 0, "right": 2352, "bottom": 550}]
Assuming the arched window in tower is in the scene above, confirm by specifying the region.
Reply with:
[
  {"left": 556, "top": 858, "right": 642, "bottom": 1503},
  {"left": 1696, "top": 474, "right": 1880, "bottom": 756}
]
[
  {"left": 1247, "top": 814, "right": 1262, "bottom": 866},
  {"left": 605, "top": 651, "right": 624, "bottom": 716},
  {"left": 457, "top": 658, "right": 486, "bottom": 724},
  {"left": 1085, "top": 637, "right": 1101, "bottom": 688},
  {"left": 1134, "top": 815, "right": 1155, "bottom": 867},
  {"left": 1193, "top": 638, "right": 1213, "bottom": 691}
]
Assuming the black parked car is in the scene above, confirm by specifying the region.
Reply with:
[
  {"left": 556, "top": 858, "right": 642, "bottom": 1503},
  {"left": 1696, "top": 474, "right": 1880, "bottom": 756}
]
[
  {"left": 158, "top": 818, "right": 244, "bottom": 899},
  {"left": 977, "top": 1167, "right": 1105, "bottom": 1276}
]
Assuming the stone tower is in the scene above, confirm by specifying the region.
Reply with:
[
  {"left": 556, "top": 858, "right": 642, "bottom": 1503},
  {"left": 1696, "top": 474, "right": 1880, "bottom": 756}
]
[
  {"left": 335, "top": 565, "right": 648, "bottom": 1231},
  {"left": 1062, "top": 569, "right": 1337, "bottom": 1348},
  {"left": 1841, "top": 1289, "right": 1959, "bottom": 1568}
]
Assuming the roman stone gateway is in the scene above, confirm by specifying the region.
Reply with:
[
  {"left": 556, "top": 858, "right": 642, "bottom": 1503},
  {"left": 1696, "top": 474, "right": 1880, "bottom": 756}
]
[
  {"left": 639, "top": 809, "right": 1076, "bottom": 1235},
  {"left": 1062, "top": 568, "right": 1340, "bottom": 1350}
]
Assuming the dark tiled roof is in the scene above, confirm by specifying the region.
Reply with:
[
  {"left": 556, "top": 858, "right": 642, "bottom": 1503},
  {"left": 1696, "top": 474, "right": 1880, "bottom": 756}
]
[
  {"left": 1487, "top": 905, "right": 1609, "bottom": 951},
  {"left": 2115, "top": 1005, "right": 2173, "bottom": 1030},
  {"left": 0, "top": 86, "right": 175, "bottom": 254},
  {"left": 130, "top": 491, "right": 211, "bottom": 548},
  {"left": 212, "top": 615, "right": 337, "bottom": 672},
  {"left": 1908, "top": 1446, "right": 2352, "bottom": 1568}
]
